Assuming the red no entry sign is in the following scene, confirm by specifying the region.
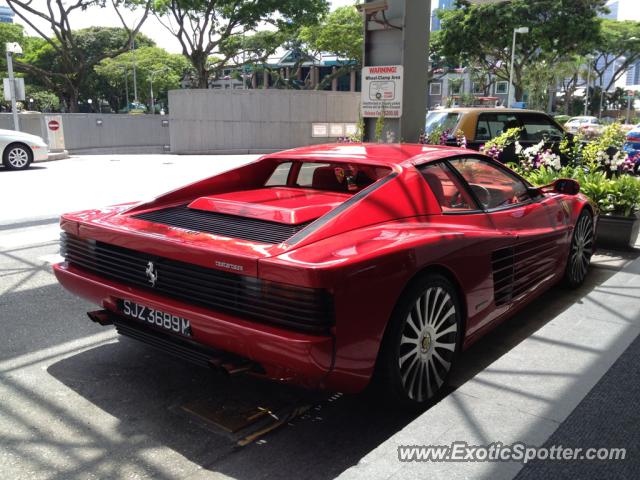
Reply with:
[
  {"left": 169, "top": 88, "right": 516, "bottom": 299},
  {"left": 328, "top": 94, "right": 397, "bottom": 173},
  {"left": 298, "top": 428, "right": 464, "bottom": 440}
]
[{"left": 48, "top": 120, "right": 60, "bottom": 131}]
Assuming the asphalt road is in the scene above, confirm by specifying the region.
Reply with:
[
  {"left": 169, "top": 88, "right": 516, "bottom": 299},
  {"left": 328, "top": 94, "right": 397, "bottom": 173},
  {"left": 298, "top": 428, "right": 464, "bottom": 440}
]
[{"left": 0, "top": 155, "right": 632, "bottom": 480}]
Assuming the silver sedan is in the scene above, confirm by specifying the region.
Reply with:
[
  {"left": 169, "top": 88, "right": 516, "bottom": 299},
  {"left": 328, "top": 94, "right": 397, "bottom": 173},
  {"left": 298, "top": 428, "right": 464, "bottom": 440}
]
[{"left": 0, "top": 129, "right": 49, "bottom": 170}]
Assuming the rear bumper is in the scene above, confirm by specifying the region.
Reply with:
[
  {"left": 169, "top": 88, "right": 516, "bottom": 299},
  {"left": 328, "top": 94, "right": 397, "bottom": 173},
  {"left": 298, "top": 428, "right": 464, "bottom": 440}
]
[{"left": 53, "top": 262, "right": 336, "bottom": 389}]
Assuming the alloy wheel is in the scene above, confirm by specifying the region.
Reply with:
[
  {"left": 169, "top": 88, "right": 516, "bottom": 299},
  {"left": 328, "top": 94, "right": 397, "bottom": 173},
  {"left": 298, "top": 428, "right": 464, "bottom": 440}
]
[
  {"left": 569, "top": 213, "right": 593, "bottom": 284},
  {"left": 7, "top": 147, "right": 29, "bottom": 168},
  {"left": 398, "top": 286, "right": 458, "bottom": 402}
]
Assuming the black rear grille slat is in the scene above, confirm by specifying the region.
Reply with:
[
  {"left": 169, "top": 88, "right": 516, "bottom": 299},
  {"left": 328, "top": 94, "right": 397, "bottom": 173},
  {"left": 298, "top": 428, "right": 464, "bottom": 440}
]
[
  {"left": 132, "top": 205, "right": 311, "bottom": 244},
  {"left": 61, "top": 233, "right": 334, "bottom": 333},
  {"left": 115, "top": 322, "right": 217, "bottom": 368}
]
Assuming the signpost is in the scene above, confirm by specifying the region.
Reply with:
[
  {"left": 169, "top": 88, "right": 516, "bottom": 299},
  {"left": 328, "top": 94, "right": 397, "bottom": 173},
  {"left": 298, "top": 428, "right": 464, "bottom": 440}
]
[
  {"left": 359, "top": 1, "right": 430, "bottom": 142},
  {"left": 5, "top": 42, "right": 23, "bottom": 131},
  {"left": 45, "top": 115, "right": 65, "bottom": 151},
  {"left": 360, "top": 65, "right": 404, "bottom": 118}
]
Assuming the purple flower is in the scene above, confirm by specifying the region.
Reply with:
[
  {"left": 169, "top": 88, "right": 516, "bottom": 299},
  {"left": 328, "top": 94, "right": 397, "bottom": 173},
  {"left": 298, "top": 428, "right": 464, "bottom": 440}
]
[{"left": 439, "top": 129, "right": 451, "bottom": 146}]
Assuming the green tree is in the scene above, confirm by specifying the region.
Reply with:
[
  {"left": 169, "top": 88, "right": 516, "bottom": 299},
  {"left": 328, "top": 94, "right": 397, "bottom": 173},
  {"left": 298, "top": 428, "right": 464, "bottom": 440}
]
[
  {"left": 25, "top": 86, "right": 61, "bottom": 112},
  {"left": 438, "top": 0, "right": 608, "bottom": 102},
  {"left": 95, "top": 46, "right": 191, "bottom": 111},
  {"left": 20, "top": 27, "right": 154, "bottom": 112},
  {"left": 6, "top": 0, "right": 151, "bottom": 111},
  {"left": 555, "top": 56, "right": 591, "bottom": 115},
  {"left": 298, "top": 6, "right": 362, "bottom": 65},
  {"left": 152, "top": 0, "right": 328, "bottom": 88},
  {"left": 0, "top": 23, "right": 25, "bottom": 70},
  {"left": 295, "top": 5, "right": 362, "bottom": 90},
  {"left": 592, "top": 19, "right": 640, "bottom": 92}
]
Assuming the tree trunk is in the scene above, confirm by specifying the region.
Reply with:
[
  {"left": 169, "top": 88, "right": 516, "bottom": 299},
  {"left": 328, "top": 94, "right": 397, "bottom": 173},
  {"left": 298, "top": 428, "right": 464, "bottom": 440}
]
[
  {"left": 191, "top": 52, "right": 210, "bottom": 89},
  {"left": 513, "top": 67, "right": 524, "bottom": 102},
  {"left": 64, "top": 88, "right": 80, "bottom": 113},
  {"left": 564, "top": 92, "right": 572, "bottom": 115},
  {"left": 197, "top": 68, "right": 209, "bottom": 89}
]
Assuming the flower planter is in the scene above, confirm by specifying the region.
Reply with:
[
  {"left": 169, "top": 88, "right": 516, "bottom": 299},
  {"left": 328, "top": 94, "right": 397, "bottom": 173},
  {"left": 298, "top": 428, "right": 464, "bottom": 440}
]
[{"left": 597, "top": 212, "right": 640, "bottom": 250}]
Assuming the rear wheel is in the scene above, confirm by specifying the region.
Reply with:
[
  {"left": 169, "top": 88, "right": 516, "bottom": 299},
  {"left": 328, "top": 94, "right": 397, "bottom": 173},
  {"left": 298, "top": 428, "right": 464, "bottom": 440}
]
[
  {"left": 564, "top": 210, "right": 594, "bottom": 287},
  {"left": 376, "top": 273, "right": 462, "bottom": 409},
  {"left": 3, "top": 143, "right": 33, "bottom": 170}
]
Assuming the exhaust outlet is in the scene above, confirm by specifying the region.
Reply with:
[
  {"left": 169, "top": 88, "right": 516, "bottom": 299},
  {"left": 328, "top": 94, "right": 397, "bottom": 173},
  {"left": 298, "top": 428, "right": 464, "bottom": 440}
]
[
  {"left": 209, "top": 358, "right": 256, "bottom": 376},
  {"left": 87, "top": 310, "right": 114, "bottom": 326}
]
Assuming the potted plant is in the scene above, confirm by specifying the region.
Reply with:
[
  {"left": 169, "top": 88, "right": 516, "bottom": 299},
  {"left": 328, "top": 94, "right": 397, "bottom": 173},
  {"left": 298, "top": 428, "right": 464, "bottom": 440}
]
[{"left": 585, "top": 173, "right": 640, "bottom": 249}]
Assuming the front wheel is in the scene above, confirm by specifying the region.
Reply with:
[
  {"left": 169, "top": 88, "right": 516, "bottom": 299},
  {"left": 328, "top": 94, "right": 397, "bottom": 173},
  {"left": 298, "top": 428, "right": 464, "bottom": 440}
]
[
  {"left": 376, "top": 273, "right": 462, "bottom": 409},
  {"left": 3, "top": 143, "right": 33, "bottom": 170},
  {"left": 564, "top": 210, "right": 594, "bottom": 287}
]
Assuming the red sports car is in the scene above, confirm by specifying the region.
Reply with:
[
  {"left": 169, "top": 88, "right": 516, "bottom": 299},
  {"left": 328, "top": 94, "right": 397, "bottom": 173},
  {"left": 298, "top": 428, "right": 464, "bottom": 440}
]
[{"left": 54, "top": 144, "right": 596, "bottom": 407}]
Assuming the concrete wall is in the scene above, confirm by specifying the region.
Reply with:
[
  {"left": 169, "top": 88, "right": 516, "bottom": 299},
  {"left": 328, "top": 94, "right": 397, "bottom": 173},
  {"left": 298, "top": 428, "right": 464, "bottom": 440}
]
[
  {"left": 168, "top": 89, "right": 360, "bottom": 154},
  {"left": 0, "top": 113, "right": 170, "bottom": 154},
  {"left": 0, "top": 113, "right": 44, "bottom": 138}
]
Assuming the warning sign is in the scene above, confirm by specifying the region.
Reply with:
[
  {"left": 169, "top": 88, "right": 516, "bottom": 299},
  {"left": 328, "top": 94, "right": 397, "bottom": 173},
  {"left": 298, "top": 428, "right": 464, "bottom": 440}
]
[{"left": 361, "top": 65, "right": 403, "bottom": 118}]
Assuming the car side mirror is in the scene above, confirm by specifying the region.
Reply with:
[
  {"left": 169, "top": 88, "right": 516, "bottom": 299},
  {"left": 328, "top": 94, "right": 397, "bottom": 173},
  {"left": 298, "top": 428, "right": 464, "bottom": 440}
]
[{"left": 552, "top": 178, "right": 580, "bottom": 195}]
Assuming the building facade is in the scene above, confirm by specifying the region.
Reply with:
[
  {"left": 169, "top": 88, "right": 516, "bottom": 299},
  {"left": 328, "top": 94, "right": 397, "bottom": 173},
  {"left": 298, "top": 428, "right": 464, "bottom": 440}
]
[
  {"left": 427, "top": 70, "right": 509, "bottom": 110},
  {"left": 0, "top": 4, "right": 15, "bottom": 23},
  {"left": 207, "top": 50, "right": 359, "bottom": 92}
]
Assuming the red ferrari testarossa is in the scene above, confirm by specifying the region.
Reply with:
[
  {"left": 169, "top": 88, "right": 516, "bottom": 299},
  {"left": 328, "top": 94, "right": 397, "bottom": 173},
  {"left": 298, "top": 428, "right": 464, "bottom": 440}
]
[{"left": 55, "top": 143, "right": 596, "bottom": 407}]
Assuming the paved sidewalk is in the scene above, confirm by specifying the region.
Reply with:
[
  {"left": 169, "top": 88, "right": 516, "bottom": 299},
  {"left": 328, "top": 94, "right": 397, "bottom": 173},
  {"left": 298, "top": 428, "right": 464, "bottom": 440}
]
[
  {"left": 337, "top": 251, "right": 640, "bottom": 480},
  {"left": 515, "top": 333, "right": 640, "bottom": 480}
]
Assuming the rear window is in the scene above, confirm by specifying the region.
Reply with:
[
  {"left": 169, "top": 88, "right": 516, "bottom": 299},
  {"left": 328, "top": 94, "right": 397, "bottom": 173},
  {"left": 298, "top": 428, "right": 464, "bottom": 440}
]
[
  {"left": 265, "top": 161, "right": 391, "bottom": 194},
  {"left": 519, "top": 114, "right": 564, "bottom": 141},
  {"left": 475, "top": 113, "right": 520, "bottom": 141},
  {"left": 425, "top": 111, "right": 461, "bottom": 135}
]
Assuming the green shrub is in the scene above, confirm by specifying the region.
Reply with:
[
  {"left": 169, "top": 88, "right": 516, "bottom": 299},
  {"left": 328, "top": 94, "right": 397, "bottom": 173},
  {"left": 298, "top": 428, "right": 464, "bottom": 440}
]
[{"left": 519, "top": 167, "right": 640, "bottom": 217}]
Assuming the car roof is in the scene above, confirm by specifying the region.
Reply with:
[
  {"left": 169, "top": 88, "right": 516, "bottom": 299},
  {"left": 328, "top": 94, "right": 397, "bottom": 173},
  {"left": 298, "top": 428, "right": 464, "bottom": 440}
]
[
  {"left": 267, "top": 143, "right": 472, "bottom": 167},
  {"left": 430, "top": 107, "right": 548, "bottom": 115}
]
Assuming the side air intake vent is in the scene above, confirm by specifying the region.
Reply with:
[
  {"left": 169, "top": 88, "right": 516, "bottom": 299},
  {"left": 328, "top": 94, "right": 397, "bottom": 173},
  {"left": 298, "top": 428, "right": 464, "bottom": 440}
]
[
  {"left": 132, "top": 205, "right": 311, "bottom": 244},
  {"left": 492, "top": 235, "right": 561, "bottom": 307}
]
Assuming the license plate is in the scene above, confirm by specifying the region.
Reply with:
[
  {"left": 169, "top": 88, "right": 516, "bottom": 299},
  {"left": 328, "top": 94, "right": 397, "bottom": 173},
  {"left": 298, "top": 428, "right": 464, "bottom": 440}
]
[{"left": 119, "top": 299, "right": 192, "bottom": 337}]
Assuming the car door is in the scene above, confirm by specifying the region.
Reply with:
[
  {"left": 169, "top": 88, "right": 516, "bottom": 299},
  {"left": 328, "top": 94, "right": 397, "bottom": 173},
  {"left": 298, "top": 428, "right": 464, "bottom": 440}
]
[{"left": 447, "top": 156, "right": 565, "bottom": 312}]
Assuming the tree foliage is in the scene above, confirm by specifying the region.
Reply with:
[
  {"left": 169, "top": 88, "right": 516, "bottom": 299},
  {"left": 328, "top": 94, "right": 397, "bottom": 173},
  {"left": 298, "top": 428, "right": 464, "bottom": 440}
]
[
  {"left": 438, "top": 0, "right": 608, "bottom": 101},
  {"left": 298, "top": 6, "right": 363, "bottom": 65},
  {"left": 592, "top": 19, "right": 640, "bottom": 92},
  {"left": 0, "top": 23, "right": 25, "bottom": 70},
  {"left": 152, "top": 0, "right": 329, "bottom": 88},
  {"left": 95, "top": 46, "right": 190, "bottom": 110},
  {"left": 22, "top": 27, "right": 154, "bottom": 111},
  {"left": 6, "top": 0, "right": 151, "bottom": 111}
]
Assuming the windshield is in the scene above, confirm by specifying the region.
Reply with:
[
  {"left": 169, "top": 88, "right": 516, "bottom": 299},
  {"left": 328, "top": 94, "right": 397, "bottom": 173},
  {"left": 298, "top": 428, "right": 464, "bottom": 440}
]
[{"left": 425, "top": 111, "right": 462, "bottom": 134}]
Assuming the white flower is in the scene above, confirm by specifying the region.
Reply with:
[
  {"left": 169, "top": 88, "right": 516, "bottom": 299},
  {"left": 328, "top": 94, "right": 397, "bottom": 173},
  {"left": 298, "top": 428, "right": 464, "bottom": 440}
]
[{"left": 539, "top": 150, "right": 561, "bottom": 170}]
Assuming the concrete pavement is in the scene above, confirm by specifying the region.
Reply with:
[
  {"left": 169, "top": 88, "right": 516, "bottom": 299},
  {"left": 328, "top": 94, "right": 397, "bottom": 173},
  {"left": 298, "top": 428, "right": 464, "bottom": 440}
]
[
  {"left": 2, "top": 154, "right": 260, "bottom": 226},
  {"left": 2, "top": 155, "right": 639, "bottom": 479},
  {"left": 0, "top": 155, "right": 417, "bottom": 480},
  {"left": 337, "top": 249, "right": 640, "bottom": 479}
]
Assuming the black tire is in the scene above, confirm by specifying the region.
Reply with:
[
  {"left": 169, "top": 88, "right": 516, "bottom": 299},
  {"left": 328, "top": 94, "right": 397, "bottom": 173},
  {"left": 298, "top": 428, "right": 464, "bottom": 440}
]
[
  {"left": 3, "top": 143, "right": 33, "bottom": 170},
  {"left": 564, "top": 210, "right": 594, "bottom": 288},
  {"left": 374, "top": 273, "right": 463, "bottom": 410}
]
